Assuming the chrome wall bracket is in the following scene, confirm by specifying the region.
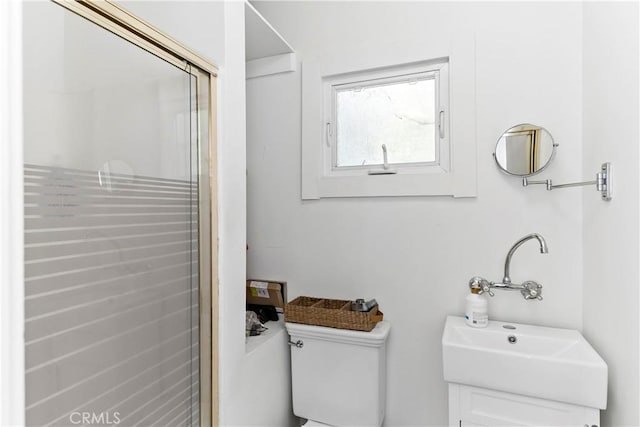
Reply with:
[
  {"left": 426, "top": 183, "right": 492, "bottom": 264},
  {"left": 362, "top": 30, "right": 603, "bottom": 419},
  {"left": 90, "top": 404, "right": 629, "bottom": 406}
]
[{"left": 522, "top": 162, "right": 612, "bottom": 201}]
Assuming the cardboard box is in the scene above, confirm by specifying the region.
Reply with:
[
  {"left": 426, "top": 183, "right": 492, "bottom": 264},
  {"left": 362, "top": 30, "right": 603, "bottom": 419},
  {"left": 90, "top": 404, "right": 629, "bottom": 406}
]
[{"left": 246, "top": 280, "right": 287, "bottom": 313}]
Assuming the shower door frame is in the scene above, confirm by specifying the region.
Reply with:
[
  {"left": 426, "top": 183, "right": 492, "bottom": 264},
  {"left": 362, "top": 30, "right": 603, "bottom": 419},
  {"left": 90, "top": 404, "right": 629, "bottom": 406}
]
[{"left": 44, "top": 1, "right": 219, "bottom": 425}]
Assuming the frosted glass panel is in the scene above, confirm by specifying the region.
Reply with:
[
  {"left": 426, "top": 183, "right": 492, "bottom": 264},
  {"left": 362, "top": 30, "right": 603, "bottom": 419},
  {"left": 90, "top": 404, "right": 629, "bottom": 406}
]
[
  {"left": 23, "top": 2, "right": 202, "bottom": 426},
  {"left": 336, "top": 78, "right": 436, "bottom": 167}
]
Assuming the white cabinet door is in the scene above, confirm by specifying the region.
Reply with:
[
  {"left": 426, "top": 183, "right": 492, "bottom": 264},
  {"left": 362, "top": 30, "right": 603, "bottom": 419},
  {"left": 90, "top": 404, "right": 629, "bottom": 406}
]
[{"left": 449, "top": 384, "right": 600, "bottom": 427}]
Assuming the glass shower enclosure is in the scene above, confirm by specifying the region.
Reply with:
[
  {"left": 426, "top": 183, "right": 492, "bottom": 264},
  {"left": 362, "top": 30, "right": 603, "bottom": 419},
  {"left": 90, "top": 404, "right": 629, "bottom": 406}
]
[{"left": 22, "top": 1, "right": 213, "bottom": 425}]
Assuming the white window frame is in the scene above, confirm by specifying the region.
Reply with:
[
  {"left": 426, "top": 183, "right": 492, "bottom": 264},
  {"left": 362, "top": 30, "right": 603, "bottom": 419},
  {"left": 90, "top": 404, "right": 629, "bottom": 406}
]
[
  {"left": 323, "top": 60, "right": 450, "bottom": 178},
  {"left": 302, "top": 52, "right": 476, "bottom": 199}
]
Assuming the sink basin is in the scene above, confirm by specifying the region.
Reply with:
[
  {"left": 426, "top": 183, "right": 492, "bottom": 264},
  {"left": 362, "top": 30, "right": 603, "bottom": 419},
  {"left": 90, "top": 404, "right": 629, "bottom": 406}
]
[{"left": 442, "top": 315, "right": 607, "bottom": 409}]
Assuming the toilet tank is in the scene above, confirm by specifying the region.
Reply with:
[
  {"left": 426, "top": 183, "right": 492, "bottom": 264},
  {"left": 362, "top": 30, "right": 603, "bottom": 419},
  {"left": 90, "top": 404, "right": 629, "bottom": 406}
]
[{"left": 286, "top": 321, "right": 391, "bottom": 427}]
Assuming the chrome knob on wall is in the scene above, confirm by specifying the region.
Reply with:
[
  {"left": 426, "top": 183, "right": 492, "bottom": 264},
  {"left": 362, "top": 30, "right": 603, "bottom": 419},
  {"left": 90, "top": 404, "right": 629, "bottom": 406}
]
[
  {"left": 521, "top": 281, "right": 543, "bottom": 301},
  {"left": 469, "top": 276, "right": 494, "bottom": 297}
]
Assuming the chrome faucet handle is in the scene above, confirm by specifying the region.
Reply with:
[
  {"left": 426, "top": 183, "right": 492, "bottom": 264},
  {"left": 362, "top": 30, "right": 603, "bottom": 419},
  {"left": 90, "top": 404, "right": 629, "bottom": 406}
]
[
  {"left": 521, "top": 281, "right": 543, "bottom": 301},
  {"left": 469, "top": 276, "right": 494, "bottom": 297},
  {"left": 479, "top": 281, "right": 495, "bottom": 297}
]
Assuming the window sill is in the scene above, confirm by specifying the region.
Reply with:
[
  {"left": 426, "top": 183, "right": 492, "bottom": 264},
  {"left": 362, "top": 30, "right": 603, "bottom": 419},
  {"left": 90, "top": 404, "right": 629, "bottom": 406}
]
[{"left": 309, "top": 171, "right": 476, "bottom": 198}]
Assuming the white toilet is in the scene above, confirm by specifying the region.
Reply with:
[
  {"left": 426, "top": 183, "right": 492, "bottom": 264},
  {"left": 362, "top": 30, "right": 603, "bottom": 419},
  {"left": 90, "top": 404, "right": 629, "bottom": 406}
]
[{"left": 285, "top": 321, "right": 391, "bottom": 427}]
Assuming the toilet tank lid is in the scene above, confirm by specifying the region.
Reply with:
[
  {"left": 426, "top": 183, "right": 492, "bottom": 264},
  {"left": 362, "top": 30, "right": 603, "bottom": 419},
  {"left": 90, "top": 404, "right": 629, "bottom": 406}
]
[{"left": 285, "top": 321, "right": 391, "bottom": 346}]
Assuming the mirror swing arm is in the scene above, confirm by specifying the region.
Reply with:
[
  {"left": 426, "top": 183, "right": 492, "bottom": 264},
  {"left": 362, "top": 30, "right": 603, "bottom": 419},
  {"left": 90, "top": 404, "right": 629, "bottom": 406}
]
[
  {"left": 493, "top": 123, "right": 612, "bottom": 202},
  {"left": 521, "top": 162, "right": 612, "bottom": 201}
]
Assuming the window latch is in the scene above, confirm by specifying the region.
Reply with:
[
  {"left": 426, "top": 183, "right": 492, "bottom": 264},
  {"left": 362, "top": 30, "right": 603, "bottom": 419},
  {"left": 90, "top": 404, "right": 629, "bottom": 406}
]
[{"left": 368, "top": 144, "right": 397, "bottom": 175}]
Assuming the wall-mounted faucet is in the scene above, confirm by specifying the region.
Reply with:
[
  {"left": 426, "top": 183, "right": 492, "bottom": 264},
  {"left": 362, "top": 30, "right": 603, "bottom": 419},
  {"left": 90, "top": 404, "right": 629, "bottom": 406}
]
[
  {"left": 469, "top": 233, "right": 548, "bottom": 301},
  {"left": 503, "top": 233, "right": 548, "bottom": 284}
]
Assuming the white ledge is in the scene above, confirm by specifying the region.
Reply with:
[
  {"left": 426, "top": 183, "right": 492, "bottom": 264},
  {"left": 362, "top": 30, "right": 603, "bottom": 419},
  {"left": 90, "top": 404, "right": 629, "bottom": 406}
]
[
  {"left": 245, "top": 315, "right": 287, "bottom": 356},
  {"left": 246, "top": 52, "right": 297, "bottom": 79}
]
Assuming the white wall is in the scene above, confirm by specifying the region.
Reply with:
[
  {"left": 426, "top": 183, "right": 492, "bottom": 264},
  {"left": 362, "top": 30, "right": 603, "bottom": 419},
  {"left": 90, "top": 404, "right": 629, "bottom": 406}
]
[
  {"left": 216, "top": 3, "right": 250, "bottom": 426},
  {"left": 0, "top": 0, "right": 24, "bottom": 425},
  {"left": 582, "top": 2, "right": 640, "bottom": 426},
  {"left": 247, "top": 2, "right": 584, "bottom": 425}
]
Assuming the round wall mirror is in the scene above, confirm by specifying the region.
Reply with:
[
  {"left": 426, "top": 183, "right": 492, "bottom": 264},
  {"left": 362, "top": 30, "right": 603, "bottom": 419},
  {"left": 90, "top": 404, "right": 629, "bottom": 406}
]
[{"left": 493, "top": 124, "right": 557, "bottom": 177}]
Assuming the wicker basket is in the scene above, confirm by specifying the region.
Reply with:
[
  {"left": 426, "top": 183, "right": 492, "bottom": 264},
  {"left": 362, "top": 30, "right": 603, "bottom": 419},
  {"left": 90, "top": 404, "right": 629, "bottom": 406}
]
[{"left": 285, "top": 296, "right": 384, "bottom": 332}]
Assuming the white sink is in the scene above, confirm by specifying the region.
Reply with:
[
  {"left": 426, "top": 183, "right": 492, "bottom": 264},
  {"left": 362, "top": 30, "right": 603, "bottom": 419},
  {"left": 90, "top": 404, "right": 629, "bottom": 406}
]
[{"left": 442, "top": 315, "right": 608, "bottom": 409}]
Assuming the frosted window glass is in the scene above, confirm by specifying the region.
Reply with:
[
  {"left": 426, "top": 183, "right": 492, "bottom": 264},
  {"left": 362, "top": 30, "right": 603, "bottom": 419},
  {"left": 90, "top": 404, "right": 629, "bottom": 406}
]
[{"left": 335, "top": 78, "right": 436, "bottom": 167}]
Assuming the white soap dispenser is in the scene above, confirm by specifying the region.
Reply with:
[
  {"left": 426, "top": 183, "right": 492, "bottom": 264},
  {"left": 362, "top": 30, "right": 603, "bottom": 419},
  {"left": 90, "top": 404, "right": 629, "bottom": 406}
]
[{"left": 465, "top": 285, "right": 488, "bottom": 328}]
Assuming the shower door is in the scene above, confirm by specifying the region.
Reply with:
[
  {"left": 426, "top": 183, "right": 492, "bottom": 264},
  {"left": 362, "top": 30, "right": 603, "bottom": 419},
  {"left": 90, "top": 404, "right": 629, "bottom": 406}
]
[{"left": 23, "top": 2, "right": 213, "bottom": 426}]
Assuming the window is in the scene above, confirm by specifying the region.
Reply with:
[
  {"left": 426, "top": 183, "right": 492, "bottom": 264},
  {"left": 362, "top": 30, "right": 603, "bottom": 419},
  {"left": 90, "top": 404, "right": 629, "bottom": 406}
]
[
  {"left": 324, "top": 60, "right": 449, "bottom": 176},
  {"left": 301, "top": 54, "right": 477, "bottom": 199}
]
